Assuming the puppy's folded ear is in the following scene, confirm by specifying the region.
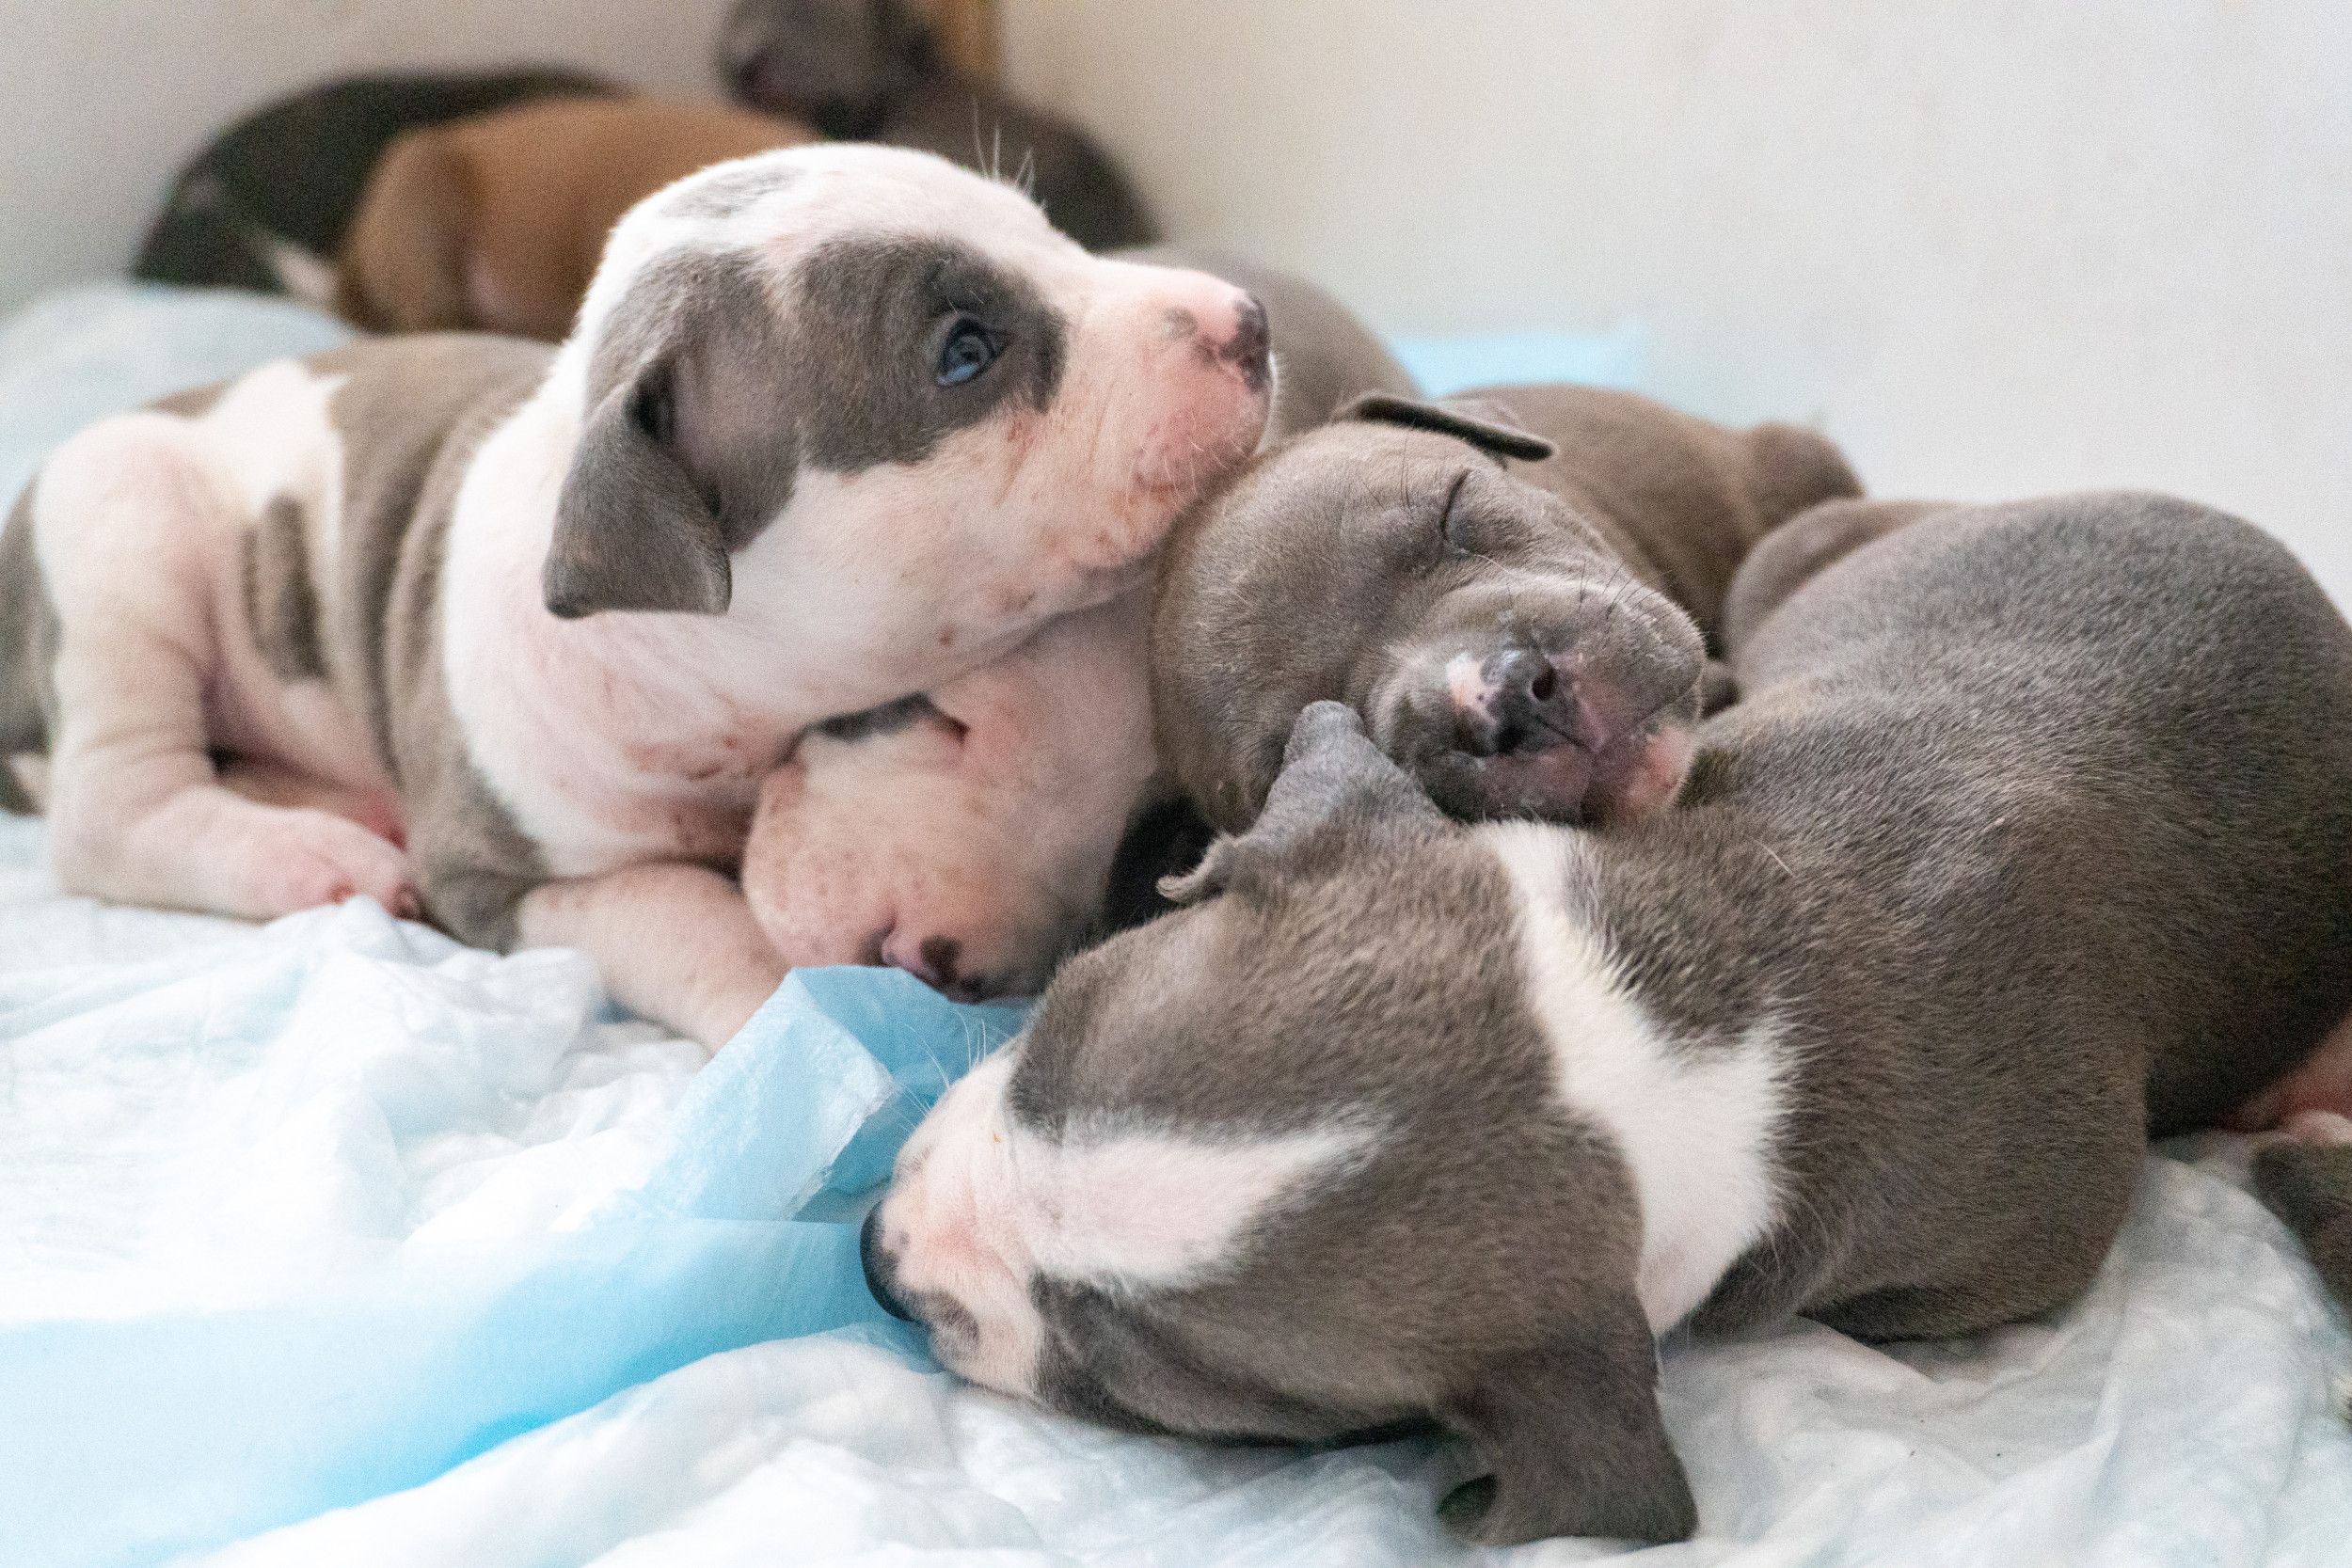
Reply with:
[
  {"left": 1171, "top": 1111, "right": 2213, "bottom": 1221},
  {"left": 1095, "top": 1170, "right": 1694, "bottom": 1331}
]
[
  {"left": 1160, "top": 703, "right": 1442, "bottom": 903},
  {"left": 544, "top": 367, "right": 734, "bottom": 618},
  {"left": 1335, "top": 391, "right": 1558, "bottom": 464},
  {"left": 1436, "top": 1292, "right": 1697, "bottom": 1547}
]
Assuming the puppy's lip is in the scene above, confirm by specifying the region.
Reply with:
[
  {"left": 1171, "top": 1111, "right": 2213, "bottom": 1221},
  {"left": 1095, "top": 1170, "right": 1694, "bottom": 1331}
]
[{"left": 1434, "top": 676, "right": 1700, "bottom": 820}]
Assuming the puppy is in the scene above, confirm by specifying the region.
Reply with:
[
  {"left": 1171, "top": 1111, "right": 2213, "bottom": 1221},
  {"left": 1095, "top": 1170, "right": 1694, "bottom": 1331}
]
[
  {"left": 719, "top": 0, "right": 1158, "bottom": 250},
  {"left": 1155, "top": 387, "right": 1862, "bottom": 832},
  {"left": 739, "top": 248, "right": 1416, "bottom": 999},
  {"left": 133, "top": 69, "right": 617, "bottom": 301},
  {"left": 336, "top": 97, "right": 821, "bottom": 341},
  {"left": 862, "top": 493, "right": 2352, "bottom": 1544},
  {"left": 0, "top": 146, "right": 1272, "bottom": 1045}
]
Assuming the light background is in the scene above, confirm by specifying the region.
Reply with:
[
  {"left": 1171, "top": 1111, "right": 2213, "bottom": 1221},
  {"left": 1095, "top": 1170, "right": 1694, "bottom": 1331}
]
[{"left": 3, "top": 0, "right": 2345, "bottom": 602}]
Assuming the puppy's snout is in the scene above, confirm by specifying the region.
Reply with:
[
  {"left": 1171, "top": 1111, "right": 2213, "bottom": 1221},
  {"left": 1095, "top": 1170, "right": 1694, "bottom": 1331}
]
[
  {"left": 1456, "top": 648, "right": 1590, "bottom": 757},
  {"left": 862, "top": 1205, "right": 917, "bottom": 1322}
]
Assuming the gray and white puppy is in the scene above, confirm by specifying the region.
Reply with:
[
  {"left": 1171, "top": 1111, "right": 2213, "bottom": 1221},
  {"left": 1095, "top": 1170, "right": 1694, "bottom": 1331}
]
[
  {"left": 1154, "top": 385, "right": 1861, "bottom": 833},
  {"left": 742, "top": 245, "right": 1417, "bottom": 997},
  {"left": 0, "top": 145, "right": 1272, "bottom": 1045},
  {"left": 864, "top": 493, "right": 2352, "bottom": 1545}
]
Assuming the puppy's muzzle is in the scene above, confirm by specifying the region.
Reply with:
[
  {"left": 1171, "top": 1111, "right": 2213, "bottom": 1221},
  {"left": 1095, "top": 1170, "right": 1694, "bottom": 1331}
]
[
  {"left": 861, "top": 1204, "right": 917, "bottom": 1321},
  {"left": 1454, "top": 647, "right": 1600, "bottom": 757}
]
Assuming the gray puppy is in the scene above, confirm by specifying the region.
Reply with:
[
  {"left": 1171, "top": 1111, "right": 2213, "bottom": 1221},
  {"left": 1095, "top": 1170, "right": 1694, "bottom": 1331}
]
[
  {"left": 1154, "top": 386, "right": 1861, "bottom": 832},
  {"left": 863, "top": 492, "right": 2352, "bottom": 1545}
]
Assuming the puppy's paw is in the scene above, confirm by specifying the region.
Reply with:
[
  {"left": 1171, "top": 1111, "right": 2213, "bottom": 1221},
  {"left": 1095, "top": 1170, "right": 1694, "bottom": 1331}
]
[{"left": 235, "top": 808, "right": 416, "bottom": 920}]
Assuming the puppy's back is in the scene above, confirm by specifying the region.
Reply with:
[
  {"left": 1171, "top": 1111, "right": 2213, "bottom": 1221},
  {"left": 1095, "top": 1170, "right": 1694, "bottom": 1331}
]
[{"left": 1742, "top": 493, "right": 2352, "bottom": 1133}]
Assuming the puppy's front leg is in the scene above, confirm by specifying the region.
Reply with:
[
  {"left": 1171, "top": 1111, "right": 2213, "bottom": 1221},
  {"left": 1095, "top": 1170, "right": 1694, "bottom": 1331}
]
[{"left": 517, "top": 863, "right": 786, "bottom": 1050}]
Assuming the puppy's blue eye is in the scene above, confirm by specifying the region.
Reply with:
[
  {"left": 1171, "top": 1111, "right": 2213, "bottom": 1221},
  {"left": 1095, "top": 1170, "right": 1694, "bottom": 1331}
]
[{"left": 936, "top": 317, "right": 999, "bottom": 387}]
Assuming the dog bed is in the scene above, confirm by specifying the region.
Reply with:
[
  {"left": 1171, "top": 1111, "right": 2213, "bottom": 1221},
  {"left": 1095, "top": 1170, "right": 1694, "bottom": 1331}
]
[{"left": 3, "top": 287, "right": 2348, "bottom": 1567}]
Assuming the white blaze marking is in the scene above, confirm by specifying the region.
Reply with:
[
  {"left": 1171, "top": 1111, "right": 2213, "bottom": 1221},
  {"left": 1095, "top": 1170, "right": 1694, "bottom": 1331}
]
[
  {"left": 1481, "top": 820, "right": 1785, "bottom": 1331},
  {"left": 881, "top": 1044, "right": 1371, "bottom": 1399}
]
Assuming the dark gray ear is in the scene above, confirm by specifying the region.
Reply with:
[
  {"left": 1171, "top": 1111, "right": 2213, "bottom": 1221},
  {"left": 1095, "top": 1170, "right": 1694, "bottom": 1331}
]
[
  {"left": 543, "top": 368, "right": 733, "bottom": 619},
  {"left": 1160, "top": 702, "right": 1441, "bottom": 903},
  {"left": 1436, "top": 1294, "right": 1696, "bottom": 1547},
  {"left": 1335, "top": 391, "right": 1558, "bottom": 463}
]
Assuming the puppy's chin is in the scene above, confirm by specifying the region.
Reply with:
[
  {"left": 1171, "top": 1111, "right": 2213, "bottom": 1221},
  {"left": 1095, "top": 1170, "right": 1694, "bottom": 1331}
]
[{"left": 1417, "top": 716, "right": 1696, "bottom": 826}]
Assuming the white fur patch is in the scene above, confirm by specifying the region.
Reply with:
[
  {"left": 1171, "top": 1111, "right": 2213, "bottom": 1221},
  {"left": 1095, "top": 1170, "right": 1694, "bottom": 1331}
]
[
  {"left": 877, "top": 1044, "right": 1370, "bottom": 1399},
  {"left": 1481, "top": 820, "right": 1786, "bottom": 1331},
  {"left": 1023, "top": 1116, "right": 1374, "bottom": 1287}
]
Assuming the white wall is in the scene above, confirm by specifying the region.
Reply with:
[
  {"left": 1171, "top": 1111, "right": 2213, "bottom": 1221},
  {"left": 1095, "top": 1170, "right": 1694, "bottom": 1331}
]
[
  {"left": 5, "top": 1, "right": 2347, "bottom": 602},
  {"left": 1005, "top": 0, "right": 2352, "bottom": 607},
  {"left": 0, "top": 0, "right": 736, "bottom": 312}
]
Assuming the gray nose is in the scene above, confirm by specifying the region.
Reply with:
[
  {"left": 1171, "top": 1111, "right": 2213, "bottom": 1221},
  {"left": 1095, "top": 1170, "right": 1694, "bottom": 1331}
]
[
  {"left": 860, "top": 1204, "right": 916, "bottom": 1322},
  {"left": 1460, "top": 648, "right": 1586, "bottom": 756}
]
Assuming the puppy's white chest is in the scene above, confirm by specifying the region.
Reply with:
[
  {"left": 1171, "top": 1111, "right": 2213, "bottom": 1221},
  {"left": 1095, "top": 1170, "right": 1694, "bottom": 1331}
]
[{"left": 1481, "top": 821, "right": 1787, "bottom": 1331}]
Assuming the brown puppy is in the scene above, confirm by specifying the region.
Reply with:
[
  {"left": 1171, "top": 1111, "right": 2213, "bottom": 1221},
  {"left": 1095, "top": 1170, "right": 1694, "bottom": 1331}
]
[
  {"left": 335, "top": 97, "right": 820, "bottom": 341},
  {"left": 1153, "top": 386, "right": 1862, "bottom": 832}
]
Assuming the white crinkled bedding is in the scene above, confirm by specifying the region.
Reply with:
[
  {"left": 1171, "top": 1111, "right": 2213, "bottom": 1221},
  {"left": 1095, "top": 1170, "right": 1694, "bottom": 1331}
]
[
  {"left": 5, "top": 805, "right": 2350, "bottom": 1568},
  {"left": 6, "top": 285, "right": 2351, "bottom": 1567}
]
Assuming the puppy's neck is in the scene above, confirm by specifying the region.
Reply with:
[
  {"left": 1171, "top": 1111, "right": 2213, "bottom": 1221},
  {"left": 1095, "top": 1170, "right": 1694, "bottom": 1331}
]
[{"left": 1476, "top": 820, "right": 1788, "bottom": 1332}]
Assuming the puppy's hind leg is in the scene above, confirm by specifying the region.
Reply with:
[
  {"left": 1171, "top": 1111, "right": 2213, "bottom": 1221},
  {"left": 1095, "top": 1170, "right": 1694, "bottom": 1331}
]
[{"left": 35, "top": 418, "right": 415, "bottom": 920}]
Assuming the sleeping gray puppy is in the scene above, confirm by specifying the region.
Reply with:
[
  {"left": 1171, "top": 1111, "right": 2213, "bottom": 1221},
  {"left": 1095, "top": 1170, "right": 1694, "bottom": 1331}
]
[
  {"left": 1154, "top": 385, "right": 1861, "bottom": 833},
  {"left": 860, "top": 492, "right": 2352, "bottom": 1545}
]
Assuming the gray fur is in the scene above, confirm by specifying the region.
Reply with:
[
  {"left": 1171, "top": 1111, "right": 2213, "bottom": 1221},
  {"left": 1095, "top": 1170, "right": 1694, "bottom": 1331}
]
[
  {"left": 1719, "top": 496, "right": 1949, "bottom": 657},
  {"left": 659, "top": 162, "right": 801, "bottom": 222},
  {"left": 0, "top": 484, "right": 58, "bottom": 815},
  {"left": 546, "top": 237, "right": 1069, "bottom": 619},
  {"left": 900, "top": 493, "right": 2352, "bottom": 1544},
  {"left": 1153, "top": 386, "right": 1858, "bottom": 832},
  {"left": 319, "top": 335, "right": 555, "bottom": 948},
  {"left": 241, "top": 496, "right": 329, "bottom": 682},
  {"left": 2251, "top": 1143, "right": 2352, "bottom": 1309}
]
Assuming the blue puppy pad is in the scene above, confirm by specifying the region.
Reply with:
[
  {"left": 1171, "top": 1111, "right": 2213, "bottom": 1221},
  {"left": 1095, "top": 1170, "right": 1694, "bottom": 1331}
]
[
  {"left": 628, "top": 967, "right": 1029, "bottom": 1222},
  {"left": 0, "top": 961, "right": 1020, "bottom": 1568},
  {"left": 1388, "top": 321, "right": 1647, "bottom": 398},
  {"left": 0, "top": 281, "right": 354, "bottom": 508}
]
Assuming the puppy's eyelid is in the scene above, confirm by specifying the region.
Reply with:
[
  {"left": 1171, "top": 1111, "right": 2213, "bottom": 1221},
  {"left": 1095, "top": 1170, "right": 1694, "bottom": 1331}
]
[{"left": 1438, "top": 471, "right": 1472, "bottom": 549}]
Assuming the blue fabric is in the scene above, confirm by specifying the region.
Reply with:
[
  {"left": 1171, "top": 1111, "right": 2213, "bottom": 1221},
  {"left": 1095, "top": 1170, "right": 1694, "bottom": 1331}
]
[
  {"left": 0, "top": 958, "right": 1025, "bottom": 1568},
  {"left": 0, "top": 281, "right": 354, "bottom": 509},
  {"left": 1388, "top": 323, "right": 1646, "bottom": 397}
]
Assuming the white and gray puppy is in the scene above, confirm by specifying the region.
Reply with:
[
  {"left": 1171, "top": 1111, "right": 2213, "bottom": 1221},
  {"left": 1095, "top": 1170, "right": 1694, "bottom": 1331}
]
[
  {"left": 862, "top": 493, "right": 2352, "bottom": 1545},
  {"left": 0, "top": 145, "right": 1272, "bottom": 1044},
  {"left": 740, "top": 246, "right": 1416, "bottom": 1000}
]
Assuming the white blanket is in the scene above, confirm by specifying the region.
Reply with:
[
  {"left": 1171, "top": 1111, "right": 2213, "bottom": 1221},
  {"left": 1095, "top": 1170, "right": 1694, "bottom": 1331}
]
[{"left": 5, "top": 811, "right": 2349, "bottom": 1567}]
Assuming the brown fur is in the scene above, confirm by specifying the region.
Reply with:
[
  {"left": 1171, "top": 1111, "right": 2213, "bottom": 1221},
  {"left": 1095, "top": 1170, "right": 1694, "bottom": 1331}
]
[{"left": 335, "top": 97, "right": 820, "bottom": 341}]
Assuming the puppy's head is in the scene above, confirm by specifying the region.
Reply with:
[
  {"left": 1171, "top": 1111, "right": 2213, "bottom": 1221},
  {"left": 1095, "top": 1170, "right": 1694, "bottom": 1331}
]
[
  {"left": 862, "top": 705, "right": 1697, "bottom": 1547},
  {"left": 541, "top": 145, "right": 1271, "bottom": 679},
  {"left": 1155, "top": 396, "right": 1704, "bottom": 834},
  {"left": 718, "top": 0, "right": 929, "bottom": 136}
]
